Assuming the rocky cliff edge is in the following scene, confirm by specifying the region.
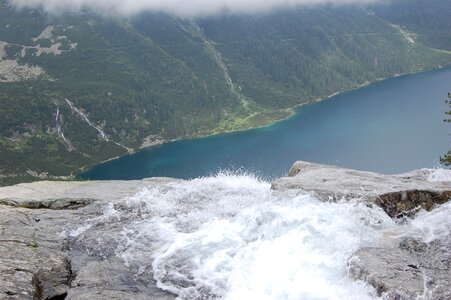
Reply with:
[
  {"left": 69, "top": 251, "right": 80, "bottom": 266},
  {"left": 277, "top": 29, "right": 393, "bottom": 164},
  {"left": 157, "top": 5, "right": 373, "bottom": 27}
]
[{"left": 0, "top": 161, "right": 450, "bottom": 299}]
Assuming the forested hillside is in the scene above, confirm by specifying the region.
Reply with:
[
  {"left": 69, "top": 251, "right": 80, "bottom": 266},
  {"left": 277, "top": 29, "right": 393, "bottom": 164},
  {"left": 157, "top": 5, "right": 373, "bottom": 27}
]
[
  {"left": 371, "top": 0, "right": 451, "bottom": 51},
  {"left": 0, "top": 0, "right": 450, "bottom": 184}
]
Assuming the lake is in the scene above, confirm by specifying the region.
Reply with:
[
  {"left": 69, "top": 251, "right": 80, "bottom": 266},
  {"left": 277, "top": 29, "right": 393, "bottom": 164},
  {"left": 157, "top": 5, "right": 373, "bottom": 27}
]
[{"left": 81, "top": 67, "right": 451, "bottom": 181}]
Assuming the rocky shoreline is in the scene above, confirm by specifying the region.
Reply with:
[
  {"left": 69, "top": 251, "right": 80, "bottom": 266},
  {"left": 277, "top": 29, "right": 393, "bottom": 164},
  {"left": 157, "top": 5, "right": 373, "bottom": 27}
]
[{"left": 0, "top": 162, "right": 449, "bottom": 299}]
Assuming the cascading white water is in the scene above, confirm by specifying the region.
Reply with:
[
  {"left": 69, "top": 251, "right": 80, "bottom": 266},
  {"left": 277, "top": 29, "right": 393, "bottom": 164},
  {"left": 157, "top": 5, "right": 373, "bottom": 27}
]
[
  {"left": 71, "top": 171, "right": 451, "bottom": 300},
  {"left": 109, "top": 173, "right": 394, "bottom": 299}
]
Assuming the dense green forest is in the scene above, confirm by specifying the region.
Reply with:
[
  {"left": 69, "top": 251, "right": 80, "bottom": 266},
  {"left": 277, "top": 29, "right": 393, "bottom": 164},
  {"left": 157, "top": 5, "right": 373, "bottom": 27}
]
[{"left": 0, "top": 0, "right": 450, "bottom": 185}]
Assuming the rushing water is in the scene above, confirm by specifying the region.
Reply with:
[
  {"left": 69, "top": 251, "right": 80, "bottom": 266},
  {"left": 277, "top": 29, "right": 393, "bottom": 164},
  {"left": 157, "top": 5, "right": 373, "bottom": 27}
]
[
  {"left": 70, "top": 171, "right": 451, "bottom": 300},
  {"left": 81, "top": 67, "right": 451, "bottom": 180}
]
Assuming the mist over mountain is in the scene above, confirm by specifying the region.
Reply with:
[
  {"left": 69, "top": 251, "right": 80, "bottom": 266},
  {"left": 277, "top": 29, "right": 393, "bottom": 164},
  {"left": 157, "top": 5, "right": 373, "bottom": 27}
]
[
  {"left": 10, "top": 0, "right": 382, "bottom": 17},
  {"left": 0, "top": 0, "right": 450, "bottom": 184}
]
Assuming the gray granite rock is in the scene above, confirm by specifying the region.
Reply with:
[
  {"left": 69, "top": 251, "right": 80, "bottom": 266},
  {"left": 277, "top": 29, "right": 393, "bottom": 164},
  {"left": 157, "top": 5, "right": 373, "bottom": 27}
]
[
  {"left": 0, "top": 206, "right": 72, "bottom": 299},
  {"left": 272, "top": 161, "right": 451, "bottom": 218},
  {"left": 349, "top": 238, "right": 451, "bottom": 299},
  {"left": 0, "top": 178, "right": 180, "bottom": 209},
  {"left": 0, "top": 163, "right": 449, "bottom": 300},
  {"left": 66, "top": 288, "right": 173, "bottom": 300},
  {"left": 0, "top": 179, "right": 178, "bottom": 300},
  {"left": 67, "top": 258, "right": 173, "bottom": 300}
]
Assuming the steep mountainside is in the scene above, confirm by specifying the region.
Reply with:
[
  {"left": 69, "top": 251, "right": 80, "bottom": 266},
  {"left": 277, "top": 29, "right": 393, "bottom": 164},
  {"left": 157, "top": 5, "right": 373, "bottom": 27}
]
[
  {"left": 371, "top": 0, "right": 451, "bottom": 51},
  {"left": 0, "top": 0, "right": 450, "bottom": 184}
]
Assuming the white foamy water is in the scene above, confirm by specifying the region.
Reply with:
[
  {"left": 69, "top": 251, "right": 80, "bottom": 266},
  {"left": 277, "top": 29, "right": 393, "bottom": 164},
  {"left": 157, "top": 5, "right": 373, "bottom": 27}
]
[
  {"left": 111, "top": 174, "right": 396, "bottom": 300},
  {"left": 72, "top": 172, "right": 451, "bottom": 300},
  {"left": 401, "top": 201, "right": 451, "bottom": 243},
  {"left": 426, "top": 168, "right": 451, "bottom": 182}
]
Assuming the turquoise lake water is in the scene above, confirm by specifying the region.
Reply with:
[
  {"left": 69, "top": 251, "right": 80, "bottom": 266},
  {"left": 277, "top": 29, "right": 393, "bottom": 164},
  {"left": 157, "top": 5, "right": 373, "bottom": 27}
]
[{"left": 81, "top": 67, "right": 451, "bottom": 180}]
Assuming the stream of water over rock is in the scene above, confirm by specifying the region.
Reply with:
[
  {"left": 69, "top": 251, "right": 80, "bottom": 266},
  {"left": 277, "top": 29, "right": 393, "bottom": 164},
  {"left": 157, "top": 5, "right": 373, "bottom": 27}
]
[{"left": 70, "top": 171, "right": 451, "bottom": 299}]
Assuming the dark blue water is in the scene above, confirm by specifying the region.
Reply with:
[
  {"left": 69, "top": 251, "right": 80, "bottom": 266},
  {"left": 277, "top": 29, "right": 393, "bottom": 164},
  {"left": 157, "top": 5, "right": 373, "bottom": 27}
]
[{"left": 81, "top": 68, "right": 451, "bottom": 180}]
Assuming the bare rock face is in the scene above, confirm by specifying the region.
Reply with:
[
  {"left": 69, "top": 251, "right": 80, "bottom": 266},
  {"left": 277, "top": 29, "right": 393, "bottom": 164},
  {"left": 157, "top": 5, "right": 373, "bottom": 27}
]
[
  {"left": 272, "top": 161, "right": 451, "bottom": 218},
  {"left": 0, "top": 205, "right": 73, "bottom": 299},
  {"left": 66, "top": 258, "right": 174, "bottom": 300},
  {"left": 0, "top": 179, "right": 179, "bottom": 300},
  {"left": 0, "top": 162, "right": 449, "bottom": 300},
  {"left": 349, "top": 238, "right": 451, "bottom": 300}
]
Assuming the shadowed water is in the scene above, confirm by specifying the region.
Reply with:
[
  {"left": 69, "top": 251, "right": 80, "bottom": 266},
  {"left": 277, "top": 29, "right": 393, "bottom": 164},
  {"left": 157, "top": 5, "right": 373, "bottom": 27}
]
[{"left": 81, "top": 67, "right": 451, "bottom": 180}]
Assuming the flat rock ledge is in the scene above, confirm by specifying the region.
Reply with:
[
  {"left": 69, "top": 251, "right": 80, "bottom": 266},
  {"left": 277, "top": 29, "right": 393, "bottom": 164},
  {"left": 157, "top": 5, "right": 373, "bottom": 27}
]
[
  {"left": 0, "top": 161, "right": 449, "bottom": 299},
  {"left": 272, "top": 161, "right": 451, "bottom": 218},
  {"left": 0, "top": 178, "right": 179, "bottom": 300},
  {"left": 349, "top": 238, "right": 451, "bottom": 300}
]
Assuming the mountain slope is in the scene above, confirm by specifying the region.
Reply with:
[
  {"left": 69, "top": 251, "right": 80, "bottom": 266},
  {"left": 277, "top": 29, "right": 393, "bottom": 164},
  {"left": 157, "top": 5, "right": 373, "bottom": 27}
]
[
  {"left": 371, "top": 0, "right": 451, "bottom": 51},
  {"left": 0, "top": 0, "right": 450, "bottom": 184},
  {"left": 198, "top": 6, "right": 449, "bottom": 108}
]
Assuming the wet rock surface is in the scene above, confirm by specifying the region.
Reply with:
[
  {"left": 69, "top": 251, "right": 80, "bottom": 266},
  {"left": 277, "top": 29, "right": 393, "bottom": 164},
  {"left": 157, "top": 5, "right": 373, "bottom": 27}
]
[
  {"left": 0, "top": 162, "right": 449, "bottom": 299},
  {"left": 274, "top": 161, "right": 451, "bottom": 299},
  {"left": 66, "top": 258, "right": 173, "bottom": 300},
  {"left": 0, "top": 203, "right": 75, "bottom": 300},
  {"left": 272, "top": 161, "right": 451, "bottom": 218},
  {"left": 0, "top": 179, "right": 178, "bottom": 300},
  {"left": 350, "top": 238, "right": 451, "bottom": 300},
  {"left": 374, "top": 190, "right": 450, "bottom": 219}
]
